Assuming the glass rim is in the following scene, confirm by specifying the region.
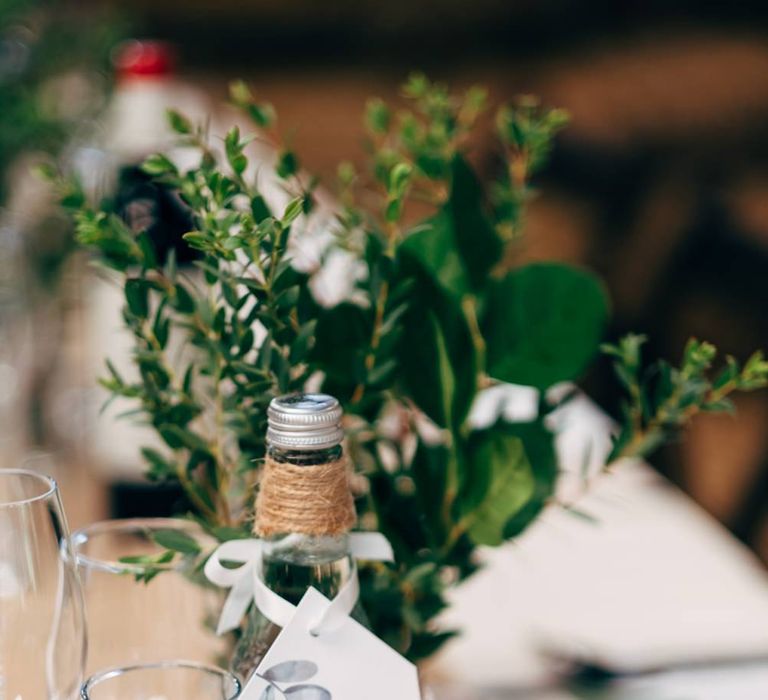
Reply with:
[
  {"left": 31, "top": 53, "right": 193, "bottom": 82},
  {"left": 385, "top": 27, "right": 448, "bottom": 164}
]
[
  {"left": 71, "top": 517, "right": 211, "bottom": 574},
  {"left": 0, "top": 468, "right": 57, "bottom": 508},
  {"left": 81, "top": 660, "right": 242, "bottom": 699}
]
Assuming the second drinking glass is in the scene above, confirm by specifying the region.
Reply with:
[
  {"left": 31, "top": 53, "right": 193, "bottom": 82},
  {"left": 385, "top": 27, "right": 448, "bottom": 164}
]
[
  {"left": 72, "top": 517, "right": 228, "bottom": 674},
  {"left": 80, "top": 661, "right": 244, "bottom": 699}
]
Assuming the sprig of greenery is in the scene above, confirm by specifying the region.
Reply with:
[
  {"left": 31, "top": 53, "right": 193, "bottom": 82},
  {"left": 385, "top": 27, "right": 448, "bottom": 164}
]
[
  {"left": 61, "top": 93, "right": 319, "bottom": 529},
  {"left": 118, "top": 527, "right": 203, "bottom": 583},
  {"left": 604, "top": 335, "right": 768, "bottom": 464},
  {"left": 494, "top": 96, "right": 570, "bottom": 240}
]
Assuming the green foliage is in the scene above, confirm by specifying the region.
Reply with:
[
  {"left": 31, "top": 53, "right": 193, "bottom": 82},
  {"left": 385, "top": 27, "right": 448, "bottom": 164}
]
[
  {"left": 118, "top": 529, "right": 201, "bottom": 583},
  {"left": 400, "top": 155, "right": 501, "bottom": 296},
  {"left": 59, "top": 74, "right": 766, "bottom": 663},
  {"left": 603, "top": 336, "right": 768, "bottom": 464},
  {"left": 62, "top": 101, "right": 320, "bottom": 527},
  {"left": 153, "top": 528, "right": 202, "bottom": 555},
  {"left": 119, "top": 550, "right": 176, "bottom": 584},
  {"left": 493, "top": 96, "right": 570, "bottom": 240}
]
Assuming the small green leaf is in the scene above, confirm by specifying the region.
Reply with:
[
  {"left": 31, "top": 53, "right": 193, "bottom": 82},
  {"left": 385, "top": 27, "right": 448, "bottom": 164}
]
[
  {"left": 230, "top": 154, "right": 247, "bottom": 175},
  {"left": 276, "top": 150, "right": 298, "bottom": 179},
  {"left": 172, "top": 283, "right": 196, "bottom": 313},
  {"left": 367, "top": 358, "right": 398, "bottom": 387},
  {"left": 389, "top": 162, "right": 412, "bottom": 196},
  {"left": 229, "top": 79, "right": 252, "bottom": 105},
  {"left": 251, "top": 194, "right": 272, "bottom": 222},
  {"left": 365, "top": 98, "right": 391, "bottom": 134},
  {"left": 183, "top": 232, "right": 209, "bottom": 251},
  {"left": 222, "top": 236, "right": 242, "bottom": 251},
  {"left": 136, "top": 231, "right": 157, "bottom": 269},
  {"left": 283, "top": 196, "right": 304, "bottom": 225},
  {"left": 385, "top": 197, "right": 403, "bottom": 222},
  {"left": 247, "top": 103, "right": 275, "bottom": 128},
  {"left": 713, "top": 355, "right": 739, "bottom": 391},
  {"left": 403, "top": 72, "right": 429, "bottom": 99},
  {"left": 158, "top": 424, "right": 208, "bottom": 452},
  {"left": 337, "top": 161, "right": 356, "bottom": 186},
  {"left": 182, "top": 365, "right": 195, "bottom": 394},
  {"left": 142, "top": 153, "right": 178, "bottom": 177},
  {"left": 225, "top": 125, "right": 240, "bottom": 153},
  {"left": 152, "top": 528, "right": 201, "bottom": 555},
  {"left": 166, "top": 109, "right": 192, "bottom": 135},
  {"left": 702, "top": 398, "right": 736, "bottom": 414},
  {"left": 141, "top": 447, "right": 175, "bottom": 481},
  {"left": 125, "top": 279, "right": 150, "bottom": 318}
]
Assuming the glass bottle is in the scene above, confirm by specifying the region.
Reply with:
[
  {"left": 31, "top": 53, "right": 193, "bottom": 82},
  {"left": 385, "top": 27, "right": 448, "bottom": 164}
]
[{"left": 231, "top": 393, "right": 365, "bottom": 679}]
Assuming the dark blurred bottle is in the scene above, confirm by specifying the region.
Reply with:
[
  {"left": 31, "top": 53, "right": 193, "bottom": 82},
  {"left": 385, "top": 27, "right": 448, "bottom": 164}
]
[
  {"left": 106, "top": 40, "right": 204, "bottom": 263},
  {"left": 79, "top": 41, "right": 211, "bottom": 515}
]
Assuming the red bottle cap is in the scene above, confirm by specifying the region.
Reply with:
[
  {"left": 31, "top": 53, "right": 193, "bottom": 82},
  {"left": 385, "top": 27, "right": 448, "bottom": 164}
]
[{"left": 113, "top": 40, "right": 176, "bottom": 80}]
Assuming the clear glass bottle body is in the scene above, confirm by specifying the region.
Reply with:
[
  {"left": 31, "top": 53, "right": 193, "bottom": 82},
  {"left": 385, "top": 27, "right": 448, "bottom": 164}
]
[{"left": 231, "top": 444, "right": 366, "bottom": 680}]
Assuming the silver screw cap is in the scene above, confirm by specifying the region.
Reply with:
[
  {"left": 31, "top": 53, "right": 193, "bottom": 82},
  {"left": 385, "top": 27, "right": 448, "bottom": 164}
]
[{"left": 267, "top": 393, "right": 344, "bottom": 450}]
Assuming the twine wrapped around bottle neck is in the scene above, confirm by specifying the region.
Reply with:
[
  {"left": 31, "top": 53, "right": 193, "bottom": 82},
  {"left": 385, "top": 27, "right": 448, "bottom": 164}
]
[{"left": 254, "top": 456, "right": 357, "bottom": 537}]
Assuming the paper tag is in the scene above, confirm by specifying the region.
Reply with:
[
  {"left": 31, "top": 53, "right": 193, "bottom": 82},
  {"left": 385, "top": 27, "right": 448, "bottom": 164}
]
[{"left": 245, "top": 587, "right": 421, "bottom": 700}]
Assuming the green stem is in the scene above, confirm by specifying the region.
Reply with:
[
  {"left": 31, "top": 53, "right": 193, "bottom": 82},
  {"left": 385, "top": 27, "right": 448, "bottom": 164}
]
[
  {"left": 176, "top": 463, "right": 219, "bottom": 524},
  {"left": 461, "top": 295, "right": 486, "bottom": 386},
  {"left": 351, "top": 279, "right": 391, "bottom": 405},
  {"left": 608, "top": 378, "right": 739, "bottom": 467}
]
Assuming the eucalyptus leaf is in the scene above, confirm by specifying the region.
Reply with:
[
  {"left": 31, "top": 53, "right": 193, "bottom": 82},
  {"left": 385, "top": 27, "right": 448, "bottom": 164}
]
[
  {"left": 483, "top": 263, "right": 609, "bottom": 389},
  {"left": 501, "top": 418, "right": 558, "bottom": 538},
  {"left": 463, "top": 424, "right": 535, "bottom": 546}
]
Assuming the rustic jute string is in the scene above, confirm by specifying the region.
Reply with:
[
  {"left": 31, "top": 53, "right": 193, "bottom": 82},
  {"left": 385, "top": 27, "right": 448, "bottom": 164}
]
[{"left": 254, "top": 456, "right": 356, "bottom": 537}]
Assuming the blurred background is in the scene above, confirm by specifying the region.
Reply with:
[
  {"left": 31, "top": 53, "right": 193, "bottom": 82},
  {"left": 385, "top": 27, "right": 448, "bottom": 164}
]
[{"left": 2, "top": 0, "right": 768, "bottom": 576}]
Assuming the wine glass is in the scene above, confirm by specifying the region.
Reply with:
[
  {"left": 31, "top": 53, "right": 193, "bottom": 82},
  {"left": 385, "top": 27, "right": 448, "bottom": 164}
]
[
  {"left": 71, "top": 518, "right": 228, "bottom": 674},
  {"left": 80, "top": 661, "right": 244, "bottom": 699},
  {"left": 0, "top": 468, "right": 87, "bottom": 699}
]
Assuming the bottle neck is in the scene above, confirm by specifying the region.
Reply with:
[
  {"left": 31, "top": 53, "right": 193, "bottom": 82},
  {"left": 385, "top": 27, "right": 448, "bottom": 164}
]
[
  {"left": 262, "top": 441, "right": 349, "bottom": 565},
  {"left": 260, "top": 531, "right": 353, "bottom": 606},
  {"left": 262, "top": 532, "right": 350, "bottom": 566},
  {"left": 266, "top": 443, "right": 343, "bottom": 466}
]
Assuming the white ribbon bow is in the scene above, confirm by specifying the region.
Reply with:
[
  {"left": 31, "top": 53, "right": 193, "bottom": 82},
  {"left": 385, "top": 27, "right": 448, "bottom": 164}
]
[{"left": 205, "top": 532, "right": 394, "bottom": 636}]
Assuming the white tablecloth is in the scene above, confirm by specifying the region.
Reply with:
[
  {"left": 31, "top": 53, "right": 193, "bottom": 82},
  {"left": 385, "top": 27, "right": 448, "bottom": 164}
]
[{"left": 430, "top": 393, "right": 768, "bottom": 697}]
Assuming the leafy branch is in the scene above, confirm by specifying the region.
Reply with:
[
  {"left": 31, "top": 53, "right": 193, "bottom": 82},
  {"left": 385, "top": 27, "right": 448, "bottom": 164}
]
[
  {"left": 604, "top": 335, "right": 768, "bottom": 466},
  {"left": 58, "top": 89, "right": 319, "bottom": 530}
]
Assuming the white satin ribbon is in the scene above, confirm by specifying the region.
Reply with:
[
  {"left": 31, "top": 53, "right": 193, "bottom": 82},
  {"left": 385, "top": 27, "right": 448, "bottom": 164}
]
[{"left": 205, "top": 532, "right": 394, "bottom": 636}]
